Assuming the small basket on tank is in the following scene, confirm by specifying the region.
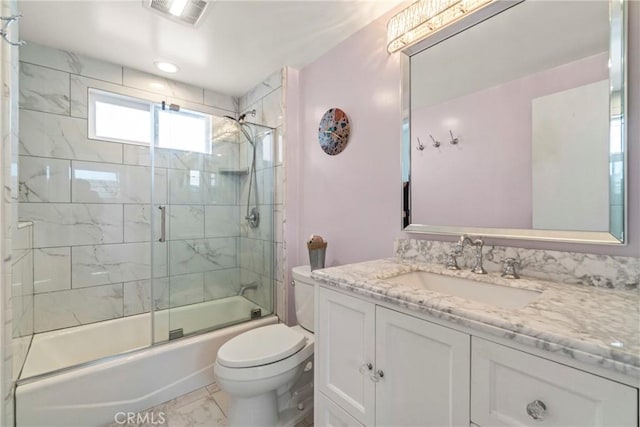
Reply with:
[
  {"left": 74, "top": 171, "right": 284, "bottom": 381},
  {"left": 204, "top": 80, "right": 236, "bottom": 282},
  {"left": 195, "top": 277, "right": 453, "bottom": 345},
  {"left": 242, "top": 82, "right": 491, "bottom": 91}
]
[{"left": 307, "top": 241, "right": 327, "bottom": 271}]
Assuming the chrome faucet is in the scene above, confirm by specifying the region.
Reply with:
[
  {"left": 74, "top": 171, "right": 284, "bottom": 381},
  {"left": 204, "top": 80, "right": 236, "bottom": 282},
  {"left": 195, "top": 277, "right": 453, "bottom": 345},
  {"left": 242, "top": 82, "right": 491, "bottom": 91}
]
[
  {"left": 501, "top": 257, "right": 520, "bottom": 279},
  {"left": 238, "top": 282, "right": 258, "bottom": 296},
  {"left": 447, "top": 235, "right": 487, "bottom": 274}
]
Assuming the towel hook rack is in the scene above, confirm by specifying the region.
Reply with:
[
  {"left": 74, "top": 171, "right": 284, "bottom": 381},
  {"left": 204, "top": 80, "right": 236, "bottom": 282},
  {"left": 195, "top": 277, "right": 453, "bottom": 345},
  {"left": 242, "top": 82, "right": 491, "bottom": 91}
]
[
  {"left": 429, "top": 134, "right": 441, "bottom": 148},
  {"left": 449, "top": 130, "right": 459, "bottom": 145},
  {"left": 1, "top": 14, "right": 25, "bottom": 47}
]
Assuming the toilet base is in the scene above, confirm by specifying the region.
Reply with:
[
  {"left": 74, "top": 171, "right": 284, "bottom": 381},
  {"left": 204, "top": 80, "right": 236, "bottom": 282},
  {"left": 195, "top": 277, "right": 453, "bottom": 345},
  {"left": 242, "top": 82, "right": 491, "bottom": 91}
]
[
  {"left": 227, "top": 392, "right": 278, "bottom": 427},
  {"left": 226, "top": 393, "right": 313, "bottom": 427},
  {"left": 278, "top": 394, "right": 313, "bottom": 427}
]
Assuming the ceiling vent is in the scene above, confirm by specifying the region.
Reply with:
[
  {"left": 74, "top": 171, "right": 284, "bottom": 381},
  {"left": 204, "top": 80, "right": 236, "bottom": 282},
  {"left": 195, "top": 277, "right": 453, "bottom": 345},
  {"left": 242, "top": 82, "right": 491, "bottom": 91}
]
[{"left": 144, "top": 0, "right": 209, "bottom": 26}]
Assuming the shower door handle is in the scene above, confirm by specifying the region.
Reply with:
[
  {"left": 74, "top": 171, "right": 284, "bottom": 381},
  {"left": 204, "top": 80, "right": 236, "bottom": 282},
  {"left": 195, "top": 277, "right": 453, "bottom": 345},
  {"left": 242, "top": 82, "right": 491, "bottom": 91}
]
[{"left": 158, "top": 205, "right": 166, "bottom": 242}]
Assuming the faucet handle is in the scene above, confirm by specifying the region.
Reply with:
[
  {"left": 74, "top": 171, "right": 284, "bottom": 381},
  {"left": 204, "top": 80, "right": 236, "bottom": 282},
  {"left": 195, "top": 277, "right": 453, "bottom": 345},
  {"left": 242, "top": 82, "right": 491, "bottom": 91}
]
[
  {"left": 446, "top": 251, "right": 460, "bottom": 270},
  {"left": 501, "top": 257, "right": 520, "bottom": 279}
]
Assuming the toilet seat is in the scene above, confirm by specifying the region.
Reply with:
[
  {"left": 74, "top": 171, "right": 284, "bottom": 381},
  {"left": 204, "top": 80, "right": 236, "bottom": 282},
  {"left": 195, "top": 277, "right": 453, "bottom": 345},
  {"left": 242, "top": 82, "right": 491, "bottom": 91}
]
[
  {"left": 214, "top": 326, "right": 314, "bottom": 383},
  {"left": 217, "top": 324, "right": 307, "bottom": 368}
]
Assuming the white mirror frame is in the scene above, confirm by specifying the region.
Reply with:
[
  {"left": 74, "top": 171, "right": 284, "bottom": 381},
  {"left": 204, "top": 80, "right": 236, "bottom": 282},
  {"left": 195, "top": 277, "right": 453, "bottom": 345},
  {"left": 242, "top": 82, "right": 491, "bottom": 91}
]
[{"left": 400, "top": 0, "right": 628, "bottom": 245}]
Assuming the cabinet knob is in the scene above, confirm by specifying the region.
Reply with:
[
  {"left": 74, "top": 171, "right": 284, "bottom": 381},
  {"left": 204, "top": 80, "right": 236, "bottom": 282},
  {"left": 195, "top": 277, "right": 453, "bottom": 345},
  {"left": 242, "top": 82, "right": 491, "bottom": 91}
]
[
  {"left": 359, "top": 363, "right": 373, "bottom": 374},
  {"left": 370, "top": 369, "right": 384, "bottom": 382},
  {"left": 526, "top": 400, "right": 547, "bottom": 421}
]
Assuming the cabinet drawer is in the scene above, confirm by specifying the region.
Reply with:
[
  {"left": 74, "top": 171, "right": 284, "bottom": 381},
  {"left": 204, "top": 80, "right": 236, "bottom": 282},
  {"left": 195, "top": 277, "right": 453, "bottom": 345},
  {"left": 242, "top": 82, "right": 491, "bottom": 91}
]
[
  {"left": 471, "top": 337, "right": 637, "bottom": 426},
  {"left": 317, "top": 392, "right": 365, "bottom": 427}
]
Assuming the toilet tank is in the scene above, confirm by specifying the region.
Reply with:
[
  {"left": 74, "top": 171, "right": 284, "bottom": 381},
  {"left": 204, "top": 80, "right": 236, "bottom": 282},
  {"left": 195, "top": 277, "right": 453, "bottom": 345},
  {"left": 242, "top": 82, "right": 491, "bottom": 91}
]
[{"left": 291, "top": 265, "right": 318, "bottom": 332}]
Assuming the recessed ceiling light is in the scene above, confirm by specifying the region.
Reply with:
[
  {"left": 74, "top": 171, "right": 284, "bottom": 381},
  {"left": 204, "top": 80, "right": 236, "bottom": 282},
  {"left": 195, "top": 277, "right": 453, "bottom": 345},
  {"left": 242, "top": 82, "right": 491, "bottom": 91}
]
[
  {"left": 169, "top": 0, "right": 188, "bottom": 17},
  {"left": 155, "top": 61, "right": 179, "bottom": 73}
]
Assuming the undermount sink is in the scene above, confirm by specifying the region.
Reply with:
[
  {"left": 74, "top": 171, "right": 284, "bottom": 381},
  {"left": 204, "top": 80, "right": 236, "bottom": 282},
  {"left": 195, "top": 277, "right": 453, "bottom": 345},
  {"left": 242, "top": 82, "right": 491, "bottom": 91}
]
[{"left": 384, "top": 271, "right": 541, "bottom": 309}]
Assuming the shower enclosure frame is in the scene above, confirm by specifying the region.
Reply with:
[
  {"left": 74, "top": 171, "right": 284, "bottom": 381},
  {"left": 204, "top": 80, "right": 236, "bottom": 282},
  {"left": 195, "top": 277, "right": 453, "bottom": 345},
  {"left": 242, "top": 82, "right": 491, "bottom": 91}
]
[
  {"left": 15, "top": 94, "right": 278, "bottom": 383},
  {"left": 148, "top": 111, "right": 278, "bottom": 347}
]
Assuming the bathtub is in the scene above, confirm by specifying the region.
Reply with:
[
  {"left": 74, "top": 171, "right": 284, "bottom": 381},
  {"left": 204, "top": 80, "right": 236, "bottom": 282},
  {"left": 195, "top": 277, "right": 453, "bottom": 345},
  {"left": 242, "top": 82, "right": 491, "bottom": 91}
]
[{"left": 15, "top": 296, "right": 277, "bottom": 427}]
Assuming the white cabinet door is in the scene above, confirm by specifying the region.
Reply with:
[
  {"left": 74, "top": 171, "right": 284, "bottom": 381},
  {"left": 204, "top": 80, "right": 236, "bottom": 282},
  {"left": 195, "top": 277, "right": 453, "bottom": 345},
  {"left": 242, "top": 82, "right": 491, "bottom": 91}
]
[
  {"left": 317, "top": 392, "right": 365, "bottom": 427},
  {"left": 318, "top": 287, "right": 376, "bottom": 425},
  {"left": 375, "top": 306, "right": 471, "bottom": 427},
  {"left": 471, "top": 337, "right": 638, "bottom": 426}
]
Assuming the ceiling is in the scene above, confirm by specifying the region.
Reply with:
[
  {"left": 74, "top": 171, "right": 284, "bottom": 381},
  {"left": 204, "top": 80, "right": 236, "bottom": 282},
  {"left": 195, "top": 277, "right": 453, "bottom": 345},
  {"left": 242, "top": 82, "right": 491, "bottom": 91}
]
[{"left": 19, "top": 0, "right": 403, "bottom": 96}]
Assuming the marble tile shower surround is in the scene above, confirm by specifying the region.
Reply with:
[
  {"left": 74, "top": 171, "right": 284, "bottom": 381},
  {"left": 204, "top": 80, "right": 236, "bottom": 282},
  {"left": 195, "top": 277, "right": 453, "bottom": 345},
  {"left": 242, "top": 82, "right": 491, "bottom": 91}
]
[
  {"left": 395, "top": 239, "right": 640, "bottom": 291},
  {"left": 16, "top": 41, "right": 279, "bottom": 334},
  {"left": 236, "top": 69, "right": 284, "bottom": 315},
  {"left": 2, "top": 0, "right": 20, "bottom": 422},
  {"left": 12, "top": 223, "right": 33, "bottom": 339}
]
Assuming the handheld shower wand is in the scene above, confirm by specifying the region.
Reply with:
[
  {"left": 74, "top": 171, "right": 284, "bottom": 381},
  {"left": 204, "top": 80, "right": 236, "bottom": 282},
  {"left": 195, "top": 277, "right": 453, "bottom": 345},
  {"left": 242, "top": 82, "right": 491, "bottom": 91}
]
[{"left": 224, "top": 115, "right": 260, "bottom": 228}]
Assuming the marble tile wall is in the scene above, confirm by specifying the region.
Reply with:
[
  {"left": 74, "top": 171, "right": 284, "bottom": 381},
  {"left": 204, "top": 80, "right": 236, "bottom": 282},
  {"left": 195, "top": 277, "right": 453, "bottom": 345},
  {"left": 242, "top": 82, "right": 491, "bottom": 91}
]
[
  {"left": 238, "top": 70, "right": 283, "bottom": 317},
  {"left": 395, "top": 238, "right": 640, "bottom": 291},
  {"left": 1, "top": 0, "right": 19, "bottom": 423},
  {"left": 18, "top": 41, "right": 249, "bottom": 334},
  {"left": 11, "top": 223, "right": 33, "bottom": 338}
]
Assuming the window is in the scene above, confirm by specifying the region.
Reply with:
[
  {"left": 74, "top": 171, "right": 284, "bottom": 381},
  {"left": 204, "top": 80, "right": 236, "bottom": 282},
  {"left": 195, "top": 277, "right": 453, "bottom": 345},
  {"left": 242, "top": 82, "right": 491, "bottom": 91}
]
[
  {"left": 156, "top": 106, "right": 211, "bottom": 153},
  {"left": 89, "top": 90, "right": 153, "bottom": 144},
  {"left": 88, "top": 89, "right": 212, "bottom": 154}
]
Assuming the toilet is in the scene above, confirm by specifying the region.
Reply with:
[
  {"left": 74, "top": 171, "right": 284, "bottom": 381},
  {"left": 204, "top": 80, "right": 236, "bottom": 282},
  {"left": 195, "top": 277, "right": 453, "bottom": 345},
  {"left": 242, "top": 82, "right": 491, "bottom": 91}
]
[{"left": 214, "top": 266, "right": 317, "bottom": 427}]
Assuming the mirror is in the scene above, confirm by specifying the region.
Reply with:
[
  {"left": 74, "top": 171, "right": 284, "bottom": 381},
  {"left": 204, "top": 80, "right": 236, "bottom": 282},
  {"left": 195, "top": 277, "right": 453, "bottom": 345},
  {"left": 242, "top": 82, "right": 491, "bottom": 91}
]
[{"left": 401, "top": 0, "right": 627, "bottom": 244}]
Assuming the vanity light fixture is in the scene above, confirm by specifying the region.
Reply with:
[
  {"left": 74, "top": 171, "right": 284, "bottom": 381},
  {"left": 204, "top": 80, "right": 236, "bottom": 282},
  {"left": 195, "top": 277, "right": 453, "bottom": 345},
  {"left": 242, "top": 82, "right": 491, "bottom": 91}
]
[
  {"left": 387, "top": 0, "right": 494, "bottom": 53},
  {"left": 154, "top": 61, "right": 180, "bottom": 73}
]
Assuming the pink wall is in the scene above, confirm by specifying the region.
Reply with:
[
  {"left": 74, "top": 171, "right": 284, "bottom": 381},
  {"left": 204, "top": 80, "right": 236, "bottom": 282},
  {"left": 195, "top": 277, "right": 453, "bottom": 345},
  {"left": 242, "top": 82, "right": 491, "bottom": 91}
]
[
  {"left": 411, "top": 53, "right": 608, "bottom": 229},
  {"left": 290, "top": 8, "right": 403, "bottom": 270},
  {"left": 286, "top": 1, "right": 639, "bottom": 303}
]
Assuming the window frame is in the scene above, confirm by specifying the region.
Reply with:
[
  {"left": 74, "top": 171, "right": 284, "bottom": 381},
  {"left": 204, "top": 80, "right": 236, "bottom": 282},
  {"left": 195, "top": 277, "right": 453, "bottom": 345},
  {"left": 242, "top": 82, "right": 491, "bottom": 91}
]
[
  {"left": 88, "top": 88, "right": 213, "bottom": 154},
  {"left": 88, "top": 88, "right": 155, "bottom": 146},
  {"left": 153, "top": 103, "right": 213, "bottom": 154}
]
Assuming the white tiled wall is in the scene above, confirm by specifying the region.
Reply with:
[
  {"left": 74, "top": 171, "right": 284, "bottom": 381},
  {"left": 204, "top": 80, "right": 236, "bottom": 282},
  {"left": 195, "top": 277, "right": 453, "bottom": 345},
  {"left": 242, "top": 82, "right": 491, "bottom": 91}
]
[
  {"left": 12, "top": 223, "right": 33, "bottom": 339},
  {"left": 2, "top": 0, "right": 20, "bottom": 422},
  {"left": 18, "top": 41, "right": 253, "bottom": 333},
  {"left": 238, "top": 69, "right": 285, "bottom": 320}
]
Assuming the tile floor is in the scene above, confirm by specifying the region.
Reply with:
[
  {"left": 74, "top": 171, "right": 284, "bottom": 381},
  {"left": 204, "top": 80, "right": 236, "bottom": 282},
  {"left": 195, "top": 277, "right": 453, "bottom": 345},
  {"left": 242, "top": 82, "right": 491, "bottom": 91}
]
[
  {"left": 105, "top": 381, "right": 313, "bottom": 427},
  {"left": 105, "top": 382, "right": 227, "bottom": 427}
]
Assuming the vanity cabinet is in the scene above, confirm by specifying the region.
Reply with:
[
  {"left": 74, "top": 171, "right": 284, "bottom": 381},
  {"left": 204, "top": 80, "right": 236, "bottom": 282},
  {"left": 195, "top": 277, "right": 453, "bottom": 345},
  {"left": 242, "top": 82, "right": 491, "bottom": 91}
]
[
  {"left": 316, "top": 286, "right": 638, "bottom": 427},
  {"left": 317, "top": 287, "right": 471, "bottom": 426},
  {"left": 316, "top": 392, "right": 364, "bottom": 427},
  {"left": 471, "top": 337, "right": 637, "bottom": 426}
]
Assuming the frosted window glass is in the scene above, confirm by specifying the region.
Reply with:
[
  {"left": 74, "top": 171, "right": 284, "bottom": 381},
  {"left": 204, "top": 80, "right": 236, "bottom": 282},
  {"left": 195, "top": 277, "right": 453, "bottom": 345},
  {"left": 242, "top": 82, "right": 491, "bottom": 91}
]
[
  {"left": 89, "top": 89, "right": 212, "bottom": 154},
  {"left": 91, "top": 95, "right": 152, "bottom": 144},
  {"left": 157, "top": 109, "right": 211, "bottom": 154}
]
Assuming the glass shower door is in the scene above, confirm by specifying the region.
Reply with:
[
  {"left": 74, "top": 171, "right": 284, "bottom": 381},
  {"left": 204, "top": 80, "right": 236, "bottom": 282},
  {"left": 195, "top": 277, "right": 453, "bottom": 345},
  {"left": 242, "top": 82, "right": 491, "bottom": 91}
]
[
  {"left": 236, "top": 122, "right": 276, "bottom": 323},
  {"left": 154, "top": 106, "right": 275, "bottom": 341},
  {"left": 16, "top": 87, "right": 163, "bottom": 378}
]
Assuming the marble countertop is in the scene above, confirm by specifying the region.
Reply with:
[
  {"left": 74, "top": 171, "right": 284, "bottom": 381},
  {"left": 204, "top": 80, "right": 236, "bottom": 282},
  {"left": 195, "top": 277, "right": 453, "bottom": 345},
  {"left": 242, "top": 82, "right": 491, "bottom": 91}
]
[{"left": 311, "top": 258, "right": 640, "bottom": 379}]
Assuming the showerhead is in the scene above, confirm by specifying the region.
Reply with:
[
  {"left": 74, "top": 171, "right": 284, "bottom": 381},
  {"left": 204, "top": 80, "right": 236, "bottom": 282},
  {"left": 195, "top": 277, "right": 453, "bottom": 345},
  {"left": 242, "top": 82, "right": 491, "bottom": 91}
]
[
  {"left": 239, "top": 109, "right": 256, "bottom": 123},
  {"left": 225, "top": 109, "right": 256, "bottom": 124},
  {"left": 224, "top": 115, "right": 255, "bottom": 146}
]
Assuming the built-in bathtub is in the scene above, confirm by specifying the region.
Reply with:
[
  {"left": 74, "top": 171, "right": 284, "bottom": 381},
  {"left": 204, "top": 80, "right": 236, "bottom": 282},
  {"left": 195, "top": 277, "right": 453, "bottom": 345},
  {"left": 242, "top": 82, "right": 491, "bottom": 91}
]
[{"left": 16, "top": 296, "right": 277, "bottom": 427}]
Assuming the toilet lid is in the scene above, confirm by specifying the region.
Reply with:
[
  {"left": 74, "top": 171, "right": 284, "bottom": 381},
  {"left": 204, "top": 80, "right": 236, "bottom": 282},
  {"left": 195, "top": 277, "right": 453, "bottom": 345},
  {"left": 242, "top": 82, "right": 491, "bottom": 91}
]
[{"left": 217, "top": 324, "right": 307, "bottom": 368}]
